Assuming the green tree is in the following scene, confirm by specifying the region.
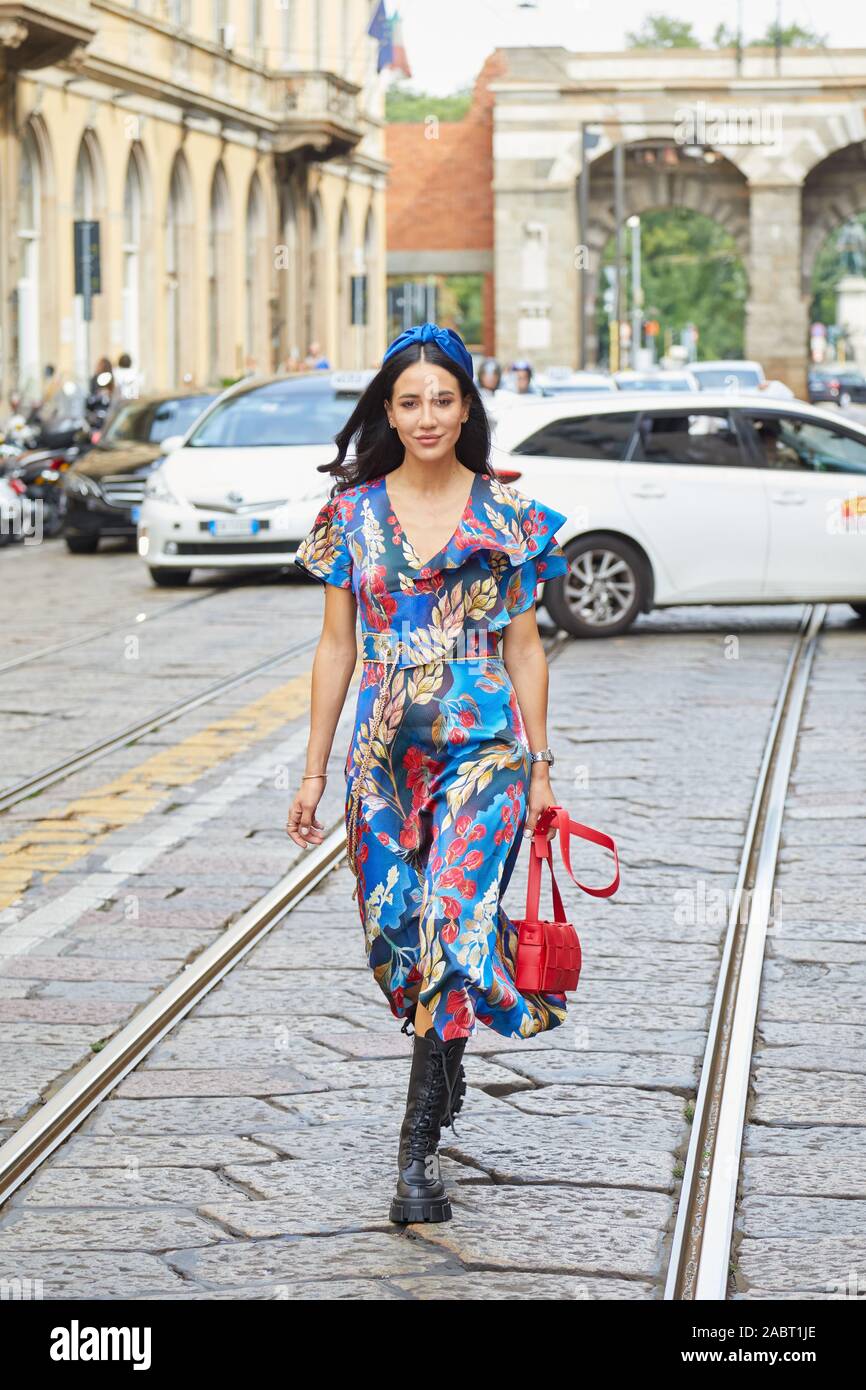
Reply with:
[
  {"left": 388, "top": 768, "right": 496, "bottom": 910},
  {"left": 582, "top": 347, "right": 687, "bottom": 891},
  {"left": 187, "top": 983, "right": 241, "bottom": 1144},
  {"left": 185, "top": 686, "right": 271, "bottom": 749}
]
[
  {"left": 811, "top": 213, "right": 866, "bottom": 327},
  {"left": 750, "top": 21, "right": 827, "bottom": 47},
  {"left": 385, "top": 87, "right": 473, "bottom": 122},
  {"left": 625, "top": 13, "right": 701, "bottom": 48},
  {"left": 712, "top": 22, "right": 739, "bottom": 47},
  {"left": 597, "top": 209, "right": 747, "bottom": 364}
]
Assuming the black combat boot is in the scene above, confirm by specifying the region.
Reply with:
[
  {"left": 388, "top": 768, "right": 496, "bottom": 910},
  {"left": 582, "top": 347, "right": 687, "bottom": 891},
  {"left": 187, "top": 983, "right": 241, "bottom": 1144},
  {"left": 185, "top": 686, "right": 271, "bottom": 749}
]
[
  {"left": 401, "top": 1002, "right": 467, "bottom": 1128},
  {"left": 389, "top": 1028, "right": 469, "bottom": 1224}
]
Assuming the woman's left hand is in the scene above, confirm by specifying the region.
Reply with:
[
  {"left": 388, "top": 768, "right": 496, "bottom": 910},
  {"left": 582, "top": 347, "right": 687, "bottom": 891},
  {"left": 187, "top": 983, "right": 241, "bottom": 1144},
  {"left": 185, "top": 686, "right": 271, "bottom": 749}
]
[{"left": 524, "top": 766, "right": 557, "bottom": 840}]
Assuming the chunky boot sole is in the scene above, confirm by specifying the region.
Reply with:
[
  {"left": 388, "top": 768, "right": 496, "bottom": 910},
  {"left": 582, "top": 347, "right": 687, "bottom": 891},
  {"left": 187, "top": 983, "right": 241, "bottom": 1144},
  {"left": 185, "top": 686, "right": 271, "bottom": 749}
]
[{"left": 389, "top": 1193, "right": 452, "bottom": 1223}]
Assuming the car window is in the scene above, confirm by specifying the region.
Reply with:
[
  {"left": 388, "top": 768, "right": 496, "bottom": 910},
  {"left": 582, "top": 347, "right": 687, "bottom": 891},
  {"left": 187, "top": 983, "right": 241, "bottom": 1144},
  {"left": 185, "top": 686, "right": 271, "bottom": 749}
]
[
  {"left": 617, "top": 377, "right": 691, "bottom": 392},
  {"left": 739, "top": 412, "right": 866, "bottom": 474},
  {"left": 104, "top": 396, "right": 213, "bottom": 445},
  {"left": 187, "top": 383, "right": 357, "bottom": 447},
  {"left": 631, "top": 411, "right": 748, "bottom": 466},
  {"left": 149, "top": 396, "right": 213, "bottom": 443},
  {"left": 512, "top": 411, "right": 638, "bottom": 459}
]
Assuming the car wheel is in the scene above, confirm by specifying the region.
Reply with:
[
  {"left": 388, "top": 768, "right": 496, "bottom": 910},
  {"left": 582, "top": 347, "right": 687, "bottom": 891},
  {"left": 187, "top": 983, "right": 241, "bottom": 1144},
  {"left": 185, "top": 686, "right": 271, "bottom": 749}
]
[
  {"left": 543, "top": 535, "right": 647, "bottom": 638},
  {"left": 850, "top": 603, "right": 866, "bottom": 621},
  {"left": 65, "top": 534, "right": 100, "bottom": 554},
  {"left": 148, "top": 567, "right": 192, "bottom": 587}
]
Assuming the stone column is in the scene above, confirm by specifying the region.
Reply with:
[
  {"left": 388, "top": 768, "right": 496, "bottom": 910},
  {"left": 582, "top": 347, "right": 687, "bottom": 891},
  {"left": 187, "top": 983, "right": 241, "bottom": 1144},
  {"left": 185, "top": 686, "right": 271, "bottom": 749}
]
[
  {"left": 494, "top": 187, "right": 578, "bottom": 370},
  {"left": 745, "top": 182, "right": 809, "bottom": 398}
]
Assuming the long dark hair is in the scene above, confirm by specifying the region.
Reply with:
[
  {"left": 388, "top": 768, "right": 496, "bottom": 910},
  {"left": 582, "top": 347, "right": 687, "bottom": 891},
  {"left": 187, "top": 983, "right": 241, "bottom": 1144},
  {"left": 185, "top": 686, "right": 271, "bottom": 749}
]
[{"left": 321, "top": 342, "right": 493, "bottom": 494}]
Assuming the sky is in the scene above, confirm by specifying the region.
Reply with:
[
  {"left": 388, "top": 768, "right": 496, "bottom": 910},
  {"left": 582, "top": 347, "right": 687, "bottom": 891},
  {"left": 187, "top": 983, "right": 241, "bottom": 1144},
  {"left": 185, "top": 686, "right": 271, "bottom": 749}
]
[{"left": 389, "top": 0, "right": 866, "bottom": 96}]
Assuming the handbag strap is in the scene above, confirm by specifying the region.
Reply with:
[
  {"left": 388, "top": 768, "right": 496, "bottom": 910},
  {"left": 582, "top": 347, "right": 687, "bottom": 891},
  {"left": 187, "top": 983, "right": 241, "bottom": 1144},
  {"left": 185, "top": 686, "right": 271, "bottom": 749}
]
[
  {"left": 533, "top": 804, "right": 620, "bottom": 899},
  {"left": 524, "top": 830, "right": 568, "bottom": 923}
]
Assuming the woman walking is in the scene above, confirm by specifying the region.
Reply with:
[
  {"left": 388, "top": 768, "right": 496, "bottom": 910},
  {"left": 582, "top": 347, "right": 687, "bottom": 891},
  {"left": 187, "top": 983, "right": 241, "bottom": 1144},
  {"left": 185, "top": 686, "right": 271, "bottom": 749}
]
[{"left": 288, "top": 322, "right": 569, "bottom": 1224}]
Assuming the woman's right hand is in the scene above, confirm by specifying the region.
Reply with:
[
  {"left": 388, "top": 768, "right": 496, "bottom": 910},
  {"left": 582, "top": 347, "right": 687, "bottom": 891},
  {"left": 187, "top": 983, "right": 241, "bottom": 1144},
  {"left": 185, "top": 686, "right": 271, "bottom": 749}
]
[{"left": 286, "top": 776, "right": 327, "bottom": 849}]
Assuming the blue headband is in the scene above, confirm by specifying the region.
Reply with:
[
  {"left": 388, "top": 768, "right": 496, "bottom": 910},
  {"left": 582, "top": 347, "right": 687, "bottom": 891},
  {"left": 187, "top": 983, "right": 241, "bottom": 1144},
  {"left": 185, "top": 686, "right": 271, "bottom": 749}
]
[{"left": 382, "top": 321, "right": 474, "bottom": 379}]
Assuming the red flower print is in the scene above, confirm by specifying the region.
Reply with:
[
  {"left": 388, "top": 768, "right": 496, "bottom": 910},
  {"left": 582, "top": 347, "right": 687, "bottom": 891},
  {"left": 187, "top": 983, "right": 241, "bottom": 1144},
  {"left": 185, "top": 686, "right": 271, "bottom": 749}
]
[
  {"left": 463, "top": 849, "right": 484, "bottom": 871},
  {"left": 445, "top": 837, "right": 467, "bottom": 864},
  {"left": 415, "top": 567, "right": 443, "bottom": 594},
  {"left": 446, "top": 989, "right": 475, "bottom": 1032},
  {"left": 407, "top": 964, "right": 423, "bottom": 983},
  {"left": 399, "top": 812, "right": 420, "bottom": 850},
  {"left": 458, "top": 708, "right": 475, "bottom": 728},
  {"left": 441, "top": 919, "right": 459, "bottom": 944},
  {"left": 431, "top": 854, "right": 444, "bottom": 874},
  {"left": 441, "top": 895, "right": 462, "bottom": 918},
  {"left": 468, "top": 824, "right": 486, "bottom": 842},
  {"left": 455, "top": 814, "right": 472, "bottom": 836},
  {"left": 444, "top": 1021, "right": 473, "bottom": 1040},
  {"left": 377, "top": 832, "right": 390, "bottom": 845},
  {"left": 448, "top": 727, "right": 467, "bottom": 745},
  {"left": 439, "top": 866, "right": 463, "bottom": 888},
  {"left": 460, "top": 878, "right": 477, "bottom": 898},
  {"left": 367, "top": 569, "right": 397, "bottom": 627}
]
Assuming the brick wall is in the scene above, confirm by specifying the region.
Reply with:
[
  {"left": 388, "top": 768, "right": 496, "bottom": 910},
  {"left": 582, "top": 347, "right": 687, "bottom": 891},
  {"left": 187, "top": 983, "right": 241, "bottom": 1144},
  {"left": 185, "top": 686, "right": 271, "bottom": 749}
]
[{"left": 385, "top": 51, "right": 507, "bottom": 354}]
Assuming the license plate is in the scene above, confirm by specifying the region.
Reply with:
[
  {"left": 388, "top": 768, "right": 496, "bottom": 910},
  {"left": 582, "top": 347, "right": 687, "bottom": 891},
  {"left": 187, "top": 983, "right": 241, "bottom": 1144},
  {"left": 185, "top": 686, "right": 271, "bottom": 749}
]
[
  {"left": 130, "top": 504, "right": 141, "bottom": 522},
  {"left": 208, "top": 517, "right": 260, "bottom": 536}
]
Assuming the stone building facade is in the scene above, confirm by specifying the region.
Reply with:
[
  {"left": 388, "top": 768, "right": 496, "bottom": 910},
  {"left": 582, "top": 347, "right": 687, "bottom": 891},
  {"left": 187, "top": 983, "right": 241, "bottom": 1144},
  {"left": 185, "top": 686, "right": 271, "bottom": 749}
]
[
  {"left": 0, "top": 0, "right": 388, "bottom": 402},
  {"left": 386, "top": 44, "right": 866, "bottom": 394}
]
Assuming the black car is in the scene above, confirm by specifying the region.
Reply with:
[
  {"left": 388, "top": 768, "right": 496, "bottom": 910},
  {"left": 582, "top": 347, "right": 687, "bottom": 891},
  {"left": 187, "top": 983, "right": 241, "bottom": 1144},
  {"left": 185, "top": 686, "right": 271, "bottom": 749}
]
[
  {"left": 62, "top": 390, "right": 217, "bottom": 552},
  {"left": 808, "top": 366, "right": 866, "bottom": 407}
]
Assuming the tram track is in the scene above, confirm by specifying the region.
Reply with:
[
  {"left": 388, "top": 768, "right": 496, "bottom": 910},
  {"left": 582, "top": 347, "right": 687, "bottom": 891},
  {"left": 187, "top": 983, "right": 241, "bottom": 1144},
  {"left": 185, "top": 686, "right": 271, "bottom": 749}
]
[
  {"left": 663, "top": 603, "right": 827, "bottom": 1300},
  {"left": 0, "top": 630, "right": 570, "bottom": 1206},
  {"left": 0, "top": 612, "right": 822, "bottom": 1289},
  {"left": 0, "top": 566, "right": 298, "bottom": 678},
  {"left": 0, "top": 633, "right": 320, "bottom": 814},
  {"left": 0, "top": 586, "right": 223, "bottom": 677}
]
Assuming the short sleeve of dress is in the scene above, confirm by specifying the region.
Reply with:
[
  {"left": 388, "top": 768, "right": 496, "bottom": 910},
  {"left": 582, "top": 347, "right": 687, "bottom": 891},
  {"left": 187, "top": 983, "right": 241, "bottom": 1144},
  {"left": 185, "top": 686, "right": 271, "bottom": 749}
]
[
  {"left": 503, "top": 498, "right": 569, "bottom": 617},
  {"left": 294, "top": 495, "right": 353, "bottom": 590}
]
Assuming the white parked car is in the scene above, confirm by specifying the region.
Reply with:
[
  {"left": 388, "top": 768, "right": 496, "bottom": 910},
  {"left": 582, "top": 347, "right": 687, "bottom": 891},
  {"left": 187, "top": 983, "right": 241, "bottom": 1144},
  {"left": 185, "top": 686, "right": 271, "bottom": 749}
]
[
  {"left": 689, "top": 359, "right": 794, "bottom": 399},
  {"left": 535, "top": 369, "right": 617, "bottom": 396},
  {"left": 136, "top": 371, "right": 374, "bottom": 585},
  {"left": 489, "top": 392, "right": 866, "bottom": 637},
  {"left": 689, "top": 359, "right": 766, "bottom": 391},
  {"left": 614, "top": 369, "right": 701, "bottom": 393}
]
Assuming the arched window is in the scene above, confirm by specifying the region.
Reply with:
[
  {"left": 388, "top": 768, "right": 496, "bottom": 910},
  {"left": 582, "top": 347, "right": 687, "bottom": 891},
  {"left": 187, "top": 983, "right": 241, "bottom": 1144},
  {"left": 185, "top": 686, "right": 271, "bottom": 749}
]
[
  {"left": 308, "top": 195, "right": 325, "bottom": 358},
  {"left": 73, "top": 135, "right": 101, "bottom": 386},
  {"left": 208, "top": 163, "right": 232, "bottom": 382},
  {"left": 244, "top": 173, "right": 268, "bottom": 372},
  {"left": 18, "top": 128, "right": 41, "bottom": 394},
  {"left": 363, "top": 204, "right": 377, "bottom": 368},
  {"left": 122, "top": 150, "right": 143, "bottom": 379},
  {"left": 166, "top": 152, "right": 193, "bottom": 386},
  {"left": 338, "top": 200, "right": 352, "bottom": 365}
]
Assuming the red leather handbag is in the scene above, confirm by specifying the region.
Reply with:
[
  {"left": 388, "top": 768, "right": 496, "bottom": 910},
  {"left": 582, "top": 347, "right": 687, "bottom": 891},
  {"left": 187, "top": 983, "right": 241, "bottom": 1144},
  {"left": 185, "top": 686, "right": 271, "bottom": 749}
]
[{"left": 514, "top": 804, "right": 620, "bottom": 994}]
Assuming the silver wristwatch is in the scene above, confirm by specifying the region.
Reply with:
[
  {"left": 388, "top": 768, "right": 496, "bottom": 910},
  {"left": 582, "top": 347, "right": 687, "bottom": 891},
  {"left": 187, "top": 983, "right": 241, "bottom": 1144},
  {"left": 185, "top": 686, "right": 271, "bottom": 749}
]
[{"left": 529, "top": 748, "right": 555, "bottom": 767}]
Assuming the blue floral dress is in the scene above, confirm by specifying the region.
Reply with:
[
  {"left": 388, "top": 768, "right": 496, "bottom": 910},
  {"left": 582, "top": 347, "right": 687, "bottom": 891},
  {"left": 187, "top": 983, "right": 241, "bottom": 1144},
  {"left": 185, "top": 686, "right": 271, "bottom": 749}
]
[{"left": 294, "top": 468, "right": 570, "bottom": 1043}]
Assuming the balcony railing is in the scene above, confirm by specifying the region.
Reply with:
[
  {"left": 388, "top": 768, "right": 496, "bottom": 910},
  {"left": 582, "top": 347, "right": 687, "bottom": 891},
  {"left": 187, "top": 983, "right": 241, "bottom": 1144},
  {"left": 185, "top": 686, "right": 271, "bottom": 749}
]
[
  {"left": 0, "top": 0, "right": 96, "bottom": 70},
  {"left": 271, "top": 69, "right": 363, "bottom": 159}
]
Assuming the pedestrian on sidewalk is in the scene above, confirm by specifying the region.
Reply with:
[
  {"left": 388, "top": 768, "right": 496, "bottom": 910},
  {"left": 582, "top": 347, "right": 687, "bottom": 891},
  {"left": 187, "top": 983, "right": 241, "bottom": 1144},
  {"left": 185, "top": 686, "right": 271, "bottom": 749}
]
[{"left": 288, "top": 320, "right": 568, "bottom": 1224}]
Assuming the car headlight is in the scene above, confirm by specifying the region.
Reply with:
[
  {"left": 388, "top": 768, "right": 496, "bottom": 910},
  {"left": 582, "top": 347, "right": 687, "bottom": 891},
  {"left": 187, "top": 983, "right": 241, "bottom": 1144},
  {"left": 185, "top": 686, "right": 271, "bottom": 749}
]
[{"left": 144, "top": 469, "right": 180, "bottom": 505}]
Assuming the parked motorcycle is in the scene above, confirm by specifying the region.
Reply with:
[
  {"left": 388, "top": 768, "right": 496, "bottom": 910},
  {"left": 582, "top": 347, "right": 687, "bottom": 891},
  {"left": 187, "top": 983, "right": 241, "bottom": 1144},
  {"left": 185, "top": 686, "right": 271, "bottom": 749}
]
[{"left": 3, "top": 381, "right": 104, "bottom": 537}]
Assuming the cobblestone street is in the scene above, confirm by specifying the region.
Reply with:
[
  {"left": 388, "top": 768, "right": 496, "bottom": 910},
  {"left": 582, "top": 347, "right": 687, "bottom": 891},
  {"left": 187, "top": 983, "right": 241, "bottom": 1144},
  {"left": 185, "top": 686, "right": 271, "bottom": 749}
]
[{"left": 4, "top": 544, "right": 861, "bottom": 1299}]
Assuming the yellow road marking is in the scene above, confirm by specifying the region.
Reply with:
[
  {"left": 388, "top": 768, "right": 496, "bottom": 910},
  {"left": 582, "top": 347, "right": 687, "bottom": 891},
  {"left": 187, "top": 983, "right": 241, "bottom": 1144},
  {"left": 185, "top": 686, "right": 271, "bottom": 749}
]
[{"left": 0, "top": 665, "right": 350, "bottom": 913}]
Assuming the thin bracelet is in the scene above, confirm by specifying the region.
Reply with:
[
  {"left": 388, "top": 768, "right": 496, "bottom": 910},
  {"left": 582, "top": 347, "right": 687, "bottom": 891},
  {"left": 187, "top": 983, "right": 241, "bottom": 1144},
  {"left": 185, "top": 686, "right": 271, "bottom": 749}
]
[{"left": 302, "top": 772, "right": 327, "bottom": 780}]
